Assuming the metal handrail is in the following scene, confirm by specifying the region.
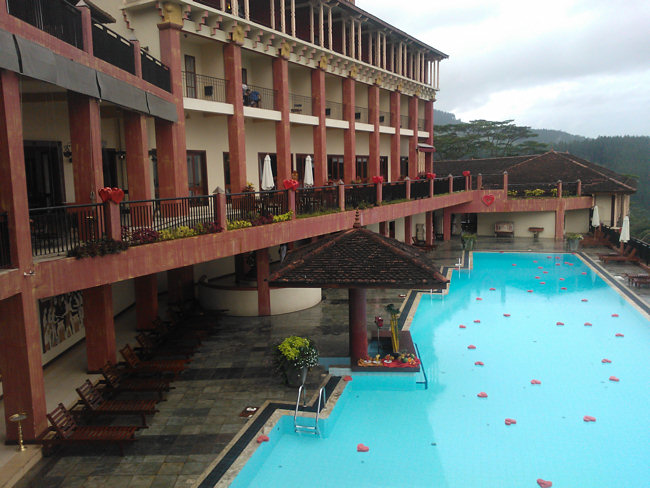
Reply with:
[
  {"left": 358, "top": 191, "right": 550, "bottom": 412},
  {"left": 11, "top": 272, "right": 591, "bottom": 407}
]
[{"left": 414, "top": 343, "right": 428, "bottom": 389}]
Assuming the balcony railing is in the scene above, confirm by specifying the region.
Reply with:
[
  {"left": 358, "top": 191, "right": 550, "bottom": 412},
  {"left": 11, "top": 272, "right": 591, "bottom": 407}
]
[
  {"left": 226, "top": 191, "right": 288, "bottom": 222},
  {"left": 381, "top": 182, "right": 407, "bottom": 203},
  {"left": 141, "top": 51, "right": 171, "bottom": 92},
  {"left": 296, "top": 186, "right": 339, "bottom": 216},
  {"left": 354, "top": 106, "right": 369, "bottom": 124},
  {"left": 92, "top": 22, "right": 135, "bottom": 75},
  {"left": 476, "top": 174, "right": 504, "bottom": 190},
  {"left": 418, "top": 118, "right": 426, "bottom": 131},
  {"left": 325, "top": 101, "right": 343, "bottom": 120},
  {"left": 182, "top": 72, "right": 227, "bottom": 102},
  {"left": 379, "top": 111, "right": 391, "bottom": 127},
  {"left": 434, "top": 177, "right": 451, "bottom": 194},
  {"left": 411, "top": 179, "right": 430, "bottom": 199},
  {"left": 0, "top": 213, "right": 11, "bottom": 269},
  {"left": 400, "top": 115, "right": 410, "bottom": 128},
  {"left": 7, "top": 0, "right": 83, "bottom": 49},
  {"left": 452, "top": 176, "right": 466, "bottom": 192},
  {"left": 30, "top": 203, "right": 105, "bottom": 257},
  {"left": 289, "top": 93, "right": 313, "bottom": 115},
  {"left": 344, "top": 184, "right": 376, "bottom": 209},
  {"left": 245, "top": 84, "right": 276, "bottom": 110}
]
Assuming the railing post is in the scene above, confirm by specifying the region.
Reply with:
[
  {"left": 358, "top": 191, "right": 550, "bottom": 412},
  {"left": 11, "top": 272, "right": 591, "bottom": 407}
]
[
  {"left": 576, "top": 179, "right": 582, "bottom": 197},
  {"left": 405, "top": 177, "right": 411, "bottom": 200},
  {"left": 338, "top": 182, "right": 346, "bottom": 211},
  {"left": 503, "top": 171, "right": 508, "bottom": 194},
  {"left": 76, "top": 1, "right": 93, "bottom": 56},
  {"left": 131, "top": 37, "right": 143, "bottom": 78},
  {"left": 429, "top": 178, "right": 434, "bottom": 197},
  {"left": 476, "top": 173, "right": 483, "bottom": 190},
  {"left": 465, "top": 174, "right": 470, "bottom": 191},
  {"left": 214, "top": 189, "right": 227, "bottom": 231},
  {"left": 288, "top": 189, "right": 297, "bottom": 219},
  {"left": 104, "top": 201, "right": 122, "bottom": 241},
  {"left": 448, "top": 174, "right": 453, "bottom": 194},
  {"left": 557, "top": 180, "right": 563, "bottom": 199},
  {"left": 376, "top": 182, "right": 383, "bottom": 205}
]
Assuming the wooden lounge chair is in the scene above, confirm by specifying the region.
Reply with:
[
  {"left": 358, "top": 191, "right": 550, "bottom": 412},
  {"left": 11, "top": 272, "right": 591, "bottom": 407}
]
[
  {"left": 100, "top": 362, "right": 173, "bottom": 402},
  {"left": 149, "top": 316, "right": 206, "bottom": 344},
  {"left": 600, "top": 247, "right": 639, "bottom": 264},
  {"left": 120, "top": 344, "right": 189, "bottom": 378},
  {"left": 74, "top": 380, "right": 158, "bottom": 427},
  {"left": 39, "top": 403, "right": 138, "bottom": 456},
  {"left": 135, "top": 332, "right": 197, "bottom": 360},
  {"left": 412, "top": 237, "right": 436, "bottom": 251}
]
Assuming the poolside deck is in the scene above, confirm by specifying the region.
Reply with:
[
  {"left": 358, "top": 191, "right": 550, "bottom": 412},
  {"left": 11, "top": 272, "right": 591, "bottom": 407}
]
[{"left": 3, "top": 237, "right": 649, "bottom": 488}]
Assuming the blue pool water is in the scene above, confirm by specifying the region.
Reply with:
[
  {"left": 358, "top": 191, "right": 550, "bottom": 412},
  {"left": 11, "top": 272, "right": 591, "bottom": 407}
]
[{"left": 231, "top": 253, "right": 650, "bottom": 487}]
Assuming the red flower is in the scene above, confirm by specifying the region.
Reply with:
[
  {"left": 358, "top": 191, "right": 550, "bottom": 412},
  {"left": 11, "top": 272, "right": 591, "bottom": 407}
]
[
  {"left": 462, "top": 171, "right": 470, "bottom": 177},
  {"left": 283, "top": 179, "right": 299, "bottom": 190},
  {"left": 426, "top": 172, "right": 436, "bottom": 180},
  {"left": 371, "top": 175, "right": 384, "bottom": 184}
]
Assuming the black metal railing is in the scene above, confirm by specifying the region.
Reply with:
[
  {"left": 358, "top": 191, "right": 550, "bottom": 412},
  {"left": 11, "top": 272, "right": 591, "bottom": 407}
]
[
  {"left": 92, "top": 22, "right": 135, "bottom": 74},
  {"left": 379, "top": 111, "right": 391, "bottom": 127},
  {"left": 120, "top": 196, "right": 219, "bottom": 243},
  {"left": 325, "top": 101, "right": 343, "bottom": 120},
  {"left": 8, "top": 0, "right": 83, "bottom": 49},
  {"left": 182, "top": 72, "right": 227, "bottom": 103},
  {"left": 476, "top": 174, "right": 504, "bottom": 190},
  {"left": 226, "top": 191, "right": 288, "bottom": 222},
  {"left": 507, "top": 182, "right": 558, "bottom": 198},
  {"left": 354, "top": 106, "right": 368, "bottom": 124},
  {"left": 296, "top": 187, "right": 339, "bottom": 215},
  {"left": 400, "top": 115, "right": 410, "bottom": 129},
  {"left": 245, "top": 84, "right": 276, "bottom": 110},
  {"left": 141, "top": 51, "right": 171, "bottom": 92},
  {"left": 452, "top": 176, "right": 466, "bottom": 192},
  {"left": 0, "top": 213, "right": 11, "bottom": 268},
  {"left": 411, "top": 179, "right": 430, "bottom": 199},
  {"left": 30, "top": 203, "right": 105, "bottom": 257},
  {"left": 433, "top": 178, "right": 451, "bottom": 195},
  {"left": 562, "top": 181, "right": 579, "bottom": 196},
  {"left": 344, "top": 184, "right": 376, "bottom": 209},
  {"left": 289, "top": 93, "right": 313, "bottom": 115},
  {"left": 418, "top": 118, "right": 426, "bottom": 131},
  {"left": 601, "top": 226, "right": 650, "bottom": 265},
  {"left": 381, "top": 182, "right": 407, "bottom": 203}
]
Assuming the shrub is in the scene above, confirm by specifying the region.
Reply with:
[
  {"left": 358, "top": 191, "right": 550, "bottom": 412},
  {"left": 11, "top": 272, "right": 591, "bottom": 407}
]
[
  {"left": 272, "top": 210, "right": 294, "bottom": 222},
  {"left": 159, "top": 226, "right": 197, "bottom": 241},
  {"left": 227, "top": 220, "right": 253, "bottom": 230},
  {"left": 68, "top": 238, "right": 129, "bottom": 259}
]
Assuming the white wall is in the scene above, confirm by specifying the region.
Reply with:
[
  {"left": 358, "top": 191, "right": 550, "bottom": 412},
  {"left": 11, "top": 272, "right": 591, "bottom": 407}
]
[
  {"left": 594, "top": 195, "right": 613, "bottom": 226},
  {"left": 565, "top": 209, "right": 590, "bottom": 234},
  {"left": 244, "top": 119, "right": 276, "bottom": 189},
  {"left": 185, "top": 113, "right": 229, "bottom": 192},
  {"left": 477, "top": 212, "right": 556, "bottom": 238}
]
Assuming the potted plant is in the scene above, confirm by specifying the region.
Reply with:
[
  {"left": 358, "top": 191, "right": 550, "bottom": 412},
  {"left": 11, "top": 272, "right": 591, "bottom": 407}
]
[
  {"left": 274, "top": 336, "right": 319, "bottom": 387},
  {"left": 461, "top": 233, "right": 477, "bottom": 250},
  {"left": 565, "top": 232, "right": 583, "bottom": 251}
]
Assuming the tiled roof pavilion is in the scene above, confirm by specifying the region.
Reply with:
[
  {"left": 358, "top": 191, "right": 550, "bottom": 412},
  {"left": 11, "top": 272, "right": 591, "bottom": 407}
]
[{"left": 269, "top": 214, "right": 448, "bottom": 364}]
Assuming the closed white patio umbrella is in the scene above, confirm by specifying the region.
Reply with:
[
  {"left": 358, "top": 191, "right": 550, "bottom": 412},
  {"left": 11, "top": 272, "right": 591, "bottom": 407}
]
[
  {"left": 261, "top": 154, "right": 275, "bottom": 190},
  {"left": 620, "top": 215, "right": 630, "bottom": 243},
  {"left": 591, "top": 206, "right": 600, "bottom": 228},
  {"left": 304, "top": 155, "right": 314, "bottom": 187}
]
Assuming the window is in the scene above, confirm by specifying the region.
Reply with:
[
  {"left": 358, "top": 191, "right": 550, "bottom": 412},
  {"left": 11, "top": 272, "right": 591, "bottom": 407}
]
[
  {"left": 327, "top": 155, "right": 344, "bottom": 182},
  {"left": 400, "top": 156, "right": 409, "bottom": 178},
  {"left": 187, "top": 150, "right": 207, "bottom": 196},
  {"left": 380, "top": 156, "right": 388, "bottom": 181},
  {"left": 223, "top": 152, "right": 231, "bottom": 193},
  {"left": 355, "top": 156, "right": 368, "bottom": 181},
  {"left": 184, "top": 55, "right": 196, "bottom": 98}
]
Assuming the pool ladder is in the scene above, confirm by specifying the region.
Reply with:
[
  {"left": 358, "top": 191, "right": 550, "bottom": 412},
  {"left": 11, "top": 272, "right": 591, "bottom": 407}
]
[{"left": 294, "top": 385, "right": 326, "bottom": 436}]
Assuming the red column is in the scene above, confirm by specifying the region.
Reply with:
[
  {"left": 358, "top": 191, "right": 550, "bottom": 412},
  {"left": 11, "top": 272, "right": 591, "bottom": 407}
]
[
  {"left": 224, "top": 42, "right": 247, "bottom": 192},
  {"left": 390, "top": 91, "right": 401, "bottom": 182},
  {"left": 368, "top": 84, "right": 380, "bottom": 177},
  {"left": 408, "top": 95, "right": 419, "bottom": 179},
  {"left": 68, "top": 92, "right": 103, "bottom": 203},
  {"left": 424, "top": 99, "right": 434, "bottom": 173},
  {"left": 76, "top": 2, "right": 93, "bottom": 55},
  {"left": 404, "top": 216, "right": 412, "bottom": 244},
  {"left": 555, "top": 200, "right": 566, "bottom": 241},
  {"left": 216, "top": 190, "right": 228, "bottom": 231},
  {"left": 156, "top": 22, "right": 188, "bottom": 198},
  {"left": 135, "top": 274, "right": 158, "bottom": 330},
  {"left": 426, "top": 210, "right": 434, "bottom": 245},
  {"left": 0, "top": 294, "right": 48, "bottom": 441},
  {"left": 311, "top": 68, "right": 327, "bottom": 186},
  {"left": 83, "top": 285, "right": 116, "bottom": 372},
  {"left": 124, "top": 111, "right": 152, "bottom": 201},
  {"left": 338, "top": 183, "right": 346, "bottom": 211},
  {"left": 167, "top": 266, "right": 194, "bottom": 306},
  {"left": 443, "top": 208, "right": 452, "bottom": 241},
  {"left": 348, "top": 288, "right": 367, "bottom": 364},
  {"left": 343, "top": 77, "right": 356, "bottom": 182},
  {"left": 274, "top": 57, "right": 291, "bottom": 183},
  {"left": 256, "top": 249, "right": 271, "bottom": 316},
  {"left": 503, "top": 172, "right": 509, "bottom": 194}
]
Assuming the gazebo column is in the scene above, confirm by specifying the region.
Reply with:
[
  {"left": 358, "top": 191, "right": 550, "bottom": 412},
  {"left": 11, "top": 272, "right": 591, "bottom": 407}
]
[
  {"left": 404, "top": 216, "right": 412, "bottom": 245},
  {"left": 84, "top": 285, "right": 116, "bottom": 372},
  {"left": 443, "top": 208, "right": 452, "bottom": 241},
  {"left": 348, "top": 288, "right": 367, "bottom": 364},
  {"left": 256, "top": 249, "right": 271, "bottom": 316}
]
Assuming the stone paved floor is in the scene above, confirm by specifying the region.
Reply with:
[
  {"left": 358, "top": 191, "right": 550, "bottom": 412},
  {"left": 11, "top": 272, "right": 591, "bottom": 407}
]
[{"left": 14, "top": 237, "right": 649, "bottom": 488}]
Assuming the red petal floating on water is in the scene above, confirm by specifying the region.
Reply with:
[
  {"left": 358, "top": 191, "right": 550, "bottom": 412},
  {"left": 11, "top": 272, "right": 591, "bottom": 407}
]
[
  {"left": 467, "top": 345, "right": 476, "bottom": 349},
  {"left": 476, "top": 297, "right": 482, "bottom": 301},
  {"left": 555, "top": 256, "right": 561, "bottom": 260},
  {"left": 533, "top": 260, "right": 538, "bottom": 263},
  {"left": 512, "top": 263, "right": 517, "bottom": 266},
  {"left": 489, "top": 287, "right": 496, "bottom": 291},
  {"left": 584, "top": 322, "right": 592, "bottom": 326},
  {"left": 583, "top": 415, "right": 596, "bottom": 422},
  {"left": 474, "top": 361, "right": 484, "bottom": 366},
  {"left": 504, "top": 418, "right": 517, "bottom": 425},
  {"left": 615, "top": 333, "right": 624, "bottom": 337},
  {"left": 503, "top": 313, "right": 511, "bottom": 317},
  {"left": 477, "top": 392, "right": 488, "bottom": 398},
  {"left": 540, "top": 282, "right": 546, "bottom": 285},
  {"left": 257, "top": 435, "right": 270, "bottom": 443},
  {"left": 459, "top": 325, "right": 466, "bottom": 329},
  {"left": 543, "top": 271, "right": 549, "bottom": 274},
  {"left": 556, "top": 321, "right": 564, "bottom": 325},
  {"left": 535, "top": 276, "right": 541, "bottom": 279},
  {"left": 537, "top": 479, "right": 553, "bottom": 488},
  {"left": 612, "top": 314, "right": 619, "bottom": 317},
  {"left": 343, "top": 375, "right": 353, "bottom": 381},
  {"left": 581, "top": 299, "right": 588, "bottom": 302},
  {"left": 538, "top": 266, "right": 543, "bottom": 269},
  {"left": 609, "top": 376, "right": 619, "bottom": 382},
  {"left": 561, "top": 287, "right": 567, "bottom": 290},
  {"left": 527, "top": 290, "right": 533, "bottom": 293},
  {"left": 474, "top": 319, "right": 481, "bottom": 323},
  {"left": 601, "top": 358, "right": 611, "bottom": 363},
  {"left": 555, "top": 263, "right": 561, "bottom": 266},
  {"left": 582, "top": 272, "right": 587, "bottom": 275},
  {"left": 357, "top": 443, "right": 369, "bottom": 452},
  {"left": 531, "top": 379, "right": 541, "bottom": 385}
]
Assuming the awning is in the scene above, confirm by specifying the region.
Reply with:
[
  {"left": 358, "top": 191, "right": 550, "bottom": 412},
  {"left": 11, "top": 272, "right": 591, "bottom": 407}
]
[{"left": 418, "top": 143, "right": 436, "bottom": 153}]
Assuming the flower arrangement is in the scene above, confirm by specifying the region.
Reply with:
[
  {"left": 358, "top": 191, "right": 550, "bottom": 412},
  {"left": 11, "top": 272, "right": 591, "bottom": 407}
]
[
  {"left": 67, "top": 238, "right": 128, "bottom": 259},
  {"left": 274, "top": 336, "right": 319, "bottom": 383},
  {"left": 242, "top": 182, "right": 256, "bottom": 192},
  {"left": 371, "top": 175, "right": 384, "bottom": 184},
  {"left": 227, "top": 219, "right": 253, "bottom": 230},
  {"left": 462, "top": 170, "right": 471, "bottom": 177},
  {"left": 565, "top": 233, "right": 583, "bottom": 240},
  {"left": 425, "top": 172, "right": 436, "bottom": 180},
  {"left": 283, "top": 179, "right": 299, "bottom": 190},
  {"left": 272, "top": 210, "right": 294, "bottom": 222}
]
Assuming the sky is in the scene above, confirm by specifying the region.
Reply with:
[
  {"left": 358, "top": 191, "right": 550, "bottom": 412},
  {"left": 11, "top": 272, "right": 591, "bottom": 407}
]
[{"left": 357, "top": 0, "right": 650, "bottom": 138}]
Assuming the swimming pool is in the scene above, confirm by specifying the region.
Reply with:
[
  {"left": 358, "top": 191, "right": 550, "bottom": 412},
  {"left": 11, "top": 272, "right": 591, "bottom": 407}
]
[{"left": 230, "top": 252, "right": 650, "bottom": 487}]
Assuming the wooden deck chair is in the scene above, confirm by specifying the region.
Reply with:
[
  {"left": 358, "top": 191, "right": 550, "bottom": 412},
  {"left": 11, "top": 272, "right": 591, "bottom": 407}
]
[
  {"left": 120, "top": 344, "right": 189, "bottom": 378},
  {"left": 600, "top": 247, "right": 639, "bottom": 264},
  {"left": 39, "top": 403, "right": 138, "bottom": 456},
  {"left": 75, "top": 380, "right": 158, "bottom": 427},
  {"left": 100, "top": 362, "right": 172, "bottom": 402},
  {"left": 135, "top": 332, "right": 197, "bottom": 360}
]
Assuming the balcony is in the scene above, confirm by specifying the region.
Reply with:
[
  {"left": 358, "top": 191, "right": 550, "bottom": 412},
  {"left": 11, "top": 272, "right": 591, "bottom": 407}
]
[
  {"left": 325, "top": 101, "right": 343, "bottom": 120},
  {"left": 244, "top": 83, "right": 276, "bottom": 111},
  {"left": 354, "top": 106, "right": 369, "bottom": 124},
  {"left": 182, "top": 72, "right": 227, "bottom": 103},
  {"left": 418, "top": 118, "right": 426, "bottom": 132},
  {"left": 379, "top": 111, "right": 391, "bottom": 127},
  {"left": 289, "top": 93, "right": 313, "bottom": 115},
  {"left": 400, "top": 115, "right": 410, "bottom": 128}
]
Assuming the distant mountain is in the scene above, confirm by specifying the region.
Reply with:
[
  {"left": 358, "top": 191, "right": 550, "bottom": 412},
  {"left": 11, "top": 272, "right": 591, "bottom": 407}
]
[
  {"left": 433, "top": 109, "right": 461, "bottom": 125},
  {"left": 530, "top": 129, "right": 586, "bottom": 145}
]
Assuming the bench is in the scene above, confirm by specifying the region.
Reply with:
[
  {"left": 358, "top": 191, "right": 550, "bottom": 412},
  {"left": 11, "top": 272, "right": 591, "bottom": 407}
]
[
  {"left": 74, "top": 379, "right": 158, "bottom": 427},
  {"left": 101, "top": 362, "right": 172, "bottom": 402},
  {"left": 528, "top": 227, "right": 544, "bottom": 239},
  {"left": 494, "top": 221, "right": 514, "bottom": 238},
  {"left": 39, "top": 403, "right": 138, "bottom": 456},
  {"left": 120, "top": 344, "right": 189, "bottom": 379}
]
